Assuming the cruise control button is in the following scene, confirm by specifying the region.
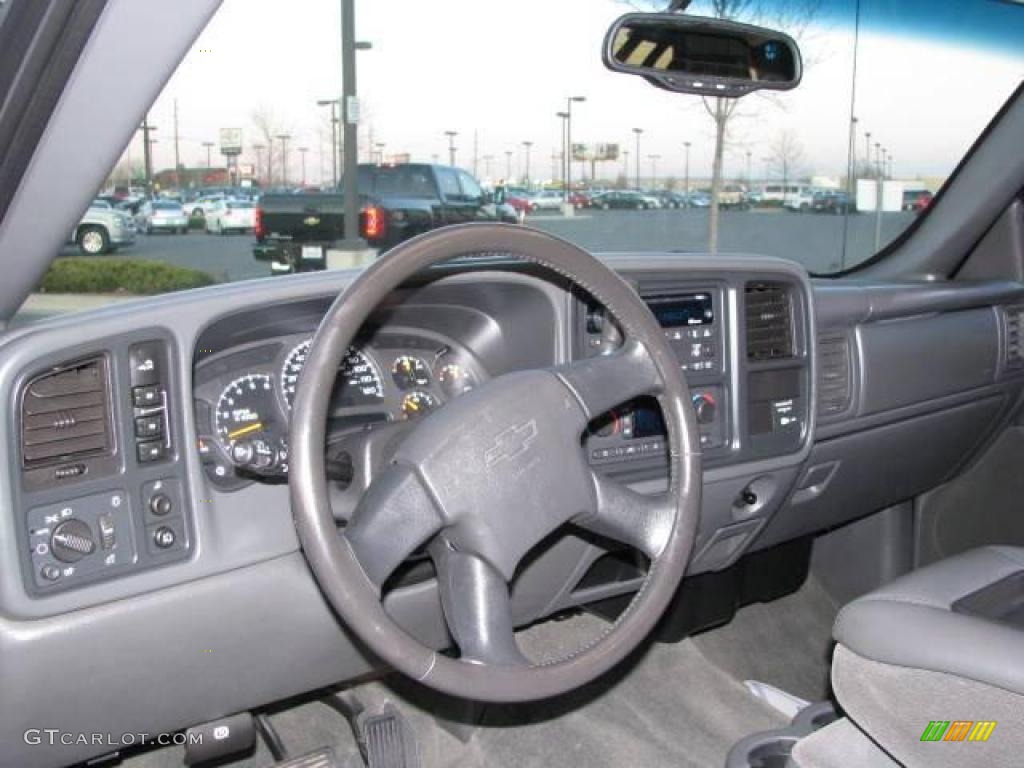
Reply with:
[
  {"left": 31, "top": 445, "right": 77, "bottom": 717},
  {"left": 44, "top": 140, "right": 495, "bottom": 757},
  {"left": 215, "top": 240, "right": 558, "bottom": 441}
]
[{"left": 153, "top": 526, "right": 176, "bottom": 550}]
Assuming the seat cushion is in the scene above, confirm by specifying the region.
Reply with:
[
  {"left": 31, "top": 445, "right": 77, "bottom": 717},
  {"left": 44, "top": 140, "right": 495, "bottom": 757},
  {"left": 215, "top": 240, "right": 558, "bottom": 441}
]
[
  {"left": 831, "top": 546, "right": 1024, "bottom": 767},
  {"left": 833, "top": 546, "right": 1024, "bottom": 695}
]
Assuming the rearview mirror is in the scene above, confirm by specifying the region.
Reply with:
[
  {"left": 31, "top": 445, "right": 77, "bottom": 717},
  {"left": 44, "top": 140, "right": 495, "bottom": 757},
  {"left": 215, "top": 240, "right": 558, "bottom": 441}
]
[{"left": 603, "top": 13, "right": 802, "bottom": 98}]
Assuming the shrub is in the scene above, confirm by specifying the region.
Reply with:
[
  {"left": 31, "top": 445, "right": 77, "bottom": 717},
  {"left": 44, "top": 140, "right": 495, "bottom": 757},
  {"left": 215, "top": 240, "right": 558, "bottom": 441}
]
[{"left": 40, "top": 258, "right": 217, "bottom": 295}]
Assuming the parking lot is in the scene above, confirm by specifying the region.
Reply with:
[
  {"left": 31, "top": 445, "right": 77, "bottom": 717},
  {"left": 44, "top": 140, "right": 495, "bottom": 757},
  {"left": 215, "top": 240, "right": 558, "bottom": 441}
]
[{"left": 70, "top": 208, "right": 918, "bottom": 283}]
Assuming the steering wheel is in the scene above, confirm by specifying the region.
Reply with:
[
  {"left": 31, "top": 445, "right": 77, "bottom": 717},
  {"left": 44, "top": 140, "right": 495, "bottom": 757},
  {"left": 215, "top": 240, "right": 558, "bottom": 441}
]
[{"left": 290, "top": 224, "right": 701, "bottom": 702}]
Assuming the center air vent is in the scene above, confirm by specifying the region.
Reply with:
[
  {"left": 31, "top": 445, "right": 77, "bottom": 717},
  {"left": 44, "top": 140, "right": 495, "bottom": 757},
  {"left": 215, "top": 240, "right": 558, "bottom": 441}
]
[
  {"left": 21, "top": 356, "right": 112, "bottom": 468},
  {"left": 817, "top": 334, "right": 853, "bottom": 418},
  {"left": 745, "top": 281, "right": 794, "bottom": 361},
  {"left": 1003, "top": 305, "right": 1024, "bottom": 368}
]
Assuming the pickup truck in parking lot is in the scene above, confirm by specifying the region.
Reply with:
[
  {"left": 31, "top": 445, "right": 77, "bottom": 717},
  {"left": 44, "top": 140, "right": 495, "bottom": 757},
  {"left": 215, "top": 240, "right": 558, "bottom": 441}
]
[
  {"left": 253, "top": 163, "right": 516, "bottom": 273},
  {"left": 70, "top": 199, "right": 137, "bottom": 255}
]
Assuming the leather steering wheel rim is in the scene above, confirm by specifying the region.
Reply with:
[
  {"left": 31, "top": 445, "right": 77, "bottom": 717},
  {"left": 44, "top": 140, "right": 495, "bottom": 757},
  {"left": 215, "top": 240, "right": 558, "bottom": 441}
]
[{"left": 290, "top": 223, "right": 701, "bottom": 702}]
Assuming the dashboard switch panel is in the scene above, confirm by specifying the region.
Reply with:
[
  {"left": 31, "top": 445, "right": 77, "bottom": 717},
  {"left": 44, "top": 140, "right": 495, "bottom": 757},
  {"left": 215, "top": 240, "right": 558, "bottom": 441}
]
[{"left": 27, "top": 490, "right": 137, "bottom": 590}]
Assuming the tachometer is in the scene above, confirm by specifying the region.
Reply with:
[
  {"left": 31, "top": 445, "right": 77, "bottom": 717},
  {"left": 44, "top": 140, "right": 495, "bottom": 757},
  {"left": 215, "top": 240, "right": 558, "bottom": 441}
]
[
  {"left": 281, "top": 339, "right": 384, "bottom": 409},
  {"left": 216, "top": 374, "right": 276, "bottom": 447}
]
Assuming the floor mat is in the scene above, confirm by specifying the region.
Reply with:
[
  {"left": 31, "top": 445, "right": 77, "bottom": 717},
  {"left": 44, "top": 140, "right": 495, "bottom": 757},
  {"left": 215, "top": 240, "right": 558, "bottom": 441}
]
[
  {"left": 690, "top": 576, "right": 840, "bottom": 701},
  {"left": 118, "top": 580, "right": 841, "bottom": 768}
]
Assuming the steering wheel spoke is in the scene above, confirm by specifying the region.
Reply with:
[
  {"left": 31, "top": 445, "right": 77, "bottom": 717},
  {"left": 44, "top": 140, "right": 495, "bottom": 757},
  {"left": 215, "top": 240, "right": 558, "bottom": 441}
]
[
  {"left": 344, "top": 463, "right": 444, "bottom": 590},
  {"left": 430, "top": 539, "right": 528, "bottom": 667},
  {"left": 574, "top": 471, "right": 675, "bottom": 560},
  {"left": 553, "top": 338, "right": 662, "bottom": 420}
]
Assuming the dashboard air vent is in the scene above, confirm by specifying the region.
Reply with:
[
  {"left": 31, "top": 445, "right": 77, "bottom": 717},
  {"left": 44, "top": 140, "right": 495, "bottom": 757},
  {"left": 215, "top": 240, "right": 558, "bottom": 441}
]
[
  {"left": 1003, "top": 305, "right": 1024, "bottom": 368},
  {"left": 745, "top": 281, "right": 794, "bottom": 361},
  {"left": 817, "top": 335, "right": 853, "bottom": 418},
  {"left": 21, "top": 356, "right": 112, "bottom": 468}
]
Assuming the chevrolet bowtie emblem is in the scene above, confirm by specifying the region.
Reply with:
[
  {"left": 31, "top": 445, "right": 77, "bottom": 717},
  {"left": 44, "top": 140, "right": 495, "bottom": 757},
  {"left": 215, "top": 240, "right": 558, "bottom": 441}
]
[
  {"left": 303, "top": 216, "right": 321, "bottom": 226},
  {"left": 484, "top": 419, "right": 538, "bottom": 467}
]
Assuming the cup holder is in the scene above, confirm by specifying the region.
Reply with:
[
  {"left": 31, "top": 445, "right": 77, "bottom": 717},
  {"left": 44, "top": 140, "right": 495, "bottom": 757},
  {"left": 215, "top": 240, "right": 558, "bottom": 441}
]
[{"left": 726, "top": 702, "right": 837, "bottom": 768}]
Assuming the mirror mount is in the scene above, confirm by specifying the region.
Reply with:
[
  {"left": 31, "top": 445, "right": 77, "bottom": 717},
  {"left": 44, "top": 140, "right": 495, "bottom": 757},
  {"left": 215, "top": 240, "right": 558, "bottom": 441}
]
[{"left": 603, "top": 12, "right": 802, "bottom": 99}]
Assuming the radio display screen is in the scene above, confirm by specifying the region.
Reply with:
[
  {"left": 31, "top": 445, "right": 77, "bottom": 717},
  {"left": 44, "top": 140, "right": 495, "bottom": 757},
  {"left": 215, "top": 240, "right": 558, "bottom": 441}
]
[{"left": 646, "top": 293, "right": 714, "bottom": 328}]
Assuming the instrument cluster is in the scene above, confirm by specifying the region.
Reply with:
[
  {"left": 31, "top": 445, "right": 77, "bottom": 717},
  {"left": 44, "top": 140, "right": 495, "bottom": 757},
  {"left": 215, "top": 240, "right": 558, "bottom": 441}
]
[{"left": 193, "top": 330, "right": 483, "bottom": 487}]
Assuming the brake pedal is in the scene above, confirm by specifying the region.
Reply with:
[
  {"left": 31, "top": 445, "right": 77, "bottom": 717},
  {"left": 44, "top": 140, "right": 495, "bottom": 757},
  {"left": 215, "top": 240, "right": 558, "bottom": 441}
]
[
  {"left": 274, "top": 747, "right": 339, "bottom": 768},
  {"left": 357, "top": 704, "right": 420, "bottom": 768}
]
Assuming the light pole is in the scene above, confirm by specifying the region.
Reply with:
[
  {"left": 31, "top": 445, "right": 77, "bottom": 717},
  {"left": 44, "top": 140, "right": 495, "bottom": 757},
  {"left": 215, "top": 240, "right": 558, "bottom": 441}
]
[
  {"left": 483, "top": 154, "right": 494, "bottom": 178},
  {"left": 565, "top": 96, "right": 585, "bottom": 200},
  {"left": 556, "top": 112, "right": 569, "bottom": 193},
  {"left": 504, "top": 150, "right": 513, "bottom": 180},
  {"left": 683, "top": 141, "right": 691, "bottom": 200},
  {"left": 317, "top": 99, "right": 340, "bottom": 188},
  {"left": 648, "top": 154, "right": 661, "bottom": 186},
  {"left": 339, "top": 0, "right": 373, "bottom": 247},
  {"left": 521, "top": 141, "right": 533, "bottom": 184},
  {"left": 745, "top": 150, "right": 752, "bottom": 189},
  {"left": 138, "top": 118, "right": 157, "bottom": 196},
  {"left": 632, "top": 128, "right": 643, "bottom": 189},
  {"left": 874, "top": 141, "right": 883, "bottom": 250},
  {"left": 442, "top": 132, "right": 458, "bottom": 167},
  {"left": 202, "top": 141, "right": 214, "bottom": 168},
  {"left": 276, "top": 134, "right": 291, "bottom": 186},
  {"left": 375, "top": 142, "right": 386, "bottom": 164},
  {"left": 864, "top": 131, "right": 872, "bottom": 175},
  {"left": 298, "top": 146, "right": 308, "bottom": 186}
]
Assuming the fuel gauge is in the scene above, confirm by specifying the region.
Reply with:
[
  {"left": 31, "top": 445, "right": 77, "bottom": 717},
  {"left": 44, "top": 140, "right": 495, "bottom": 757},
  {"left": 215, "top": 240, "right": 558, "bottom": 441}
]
[{"left": 400, "top": 391, "right": 437, "bottom": 419}]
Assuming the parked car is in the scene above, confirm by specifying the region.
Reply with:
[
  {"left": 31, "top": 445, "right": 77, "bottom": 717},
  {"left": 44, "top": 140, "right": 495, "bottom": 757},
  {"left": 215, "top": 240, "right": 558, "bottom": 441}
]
[
  {"left": 653, "top": 190, "right": 689, "bottom": 208},
  {"left": 784, "top": 187, "right": 817, "bottom": 212},
  {"left": 686, "top": 191, "right": 711, "bottom": 208},
  {"left": 903, "top": 189, "right": 934, "bottom": 211},
  {"left": 504, "top": 191, "right": 535, "bottom": 214},
  {"left": 205, "top": 199, "right": 257, "bottom": 234},
  {"left": 592, "top": 190, "right": 651, "bottom": 209},
  {"left": 254, "top": 163, "right": 516, "bottom": 272},
  {"left": 638, "top": 192, "right": 663, "bottom": 209},
  {"left": 69, "top": 199, "right": 137, "bottom": 254},
  {"left": 719, "top": 184, "right": 750, "bottom": 209},
  {"left": 136, "top": 200, "right": 189, "bottom": 233},
  {"left": 568, "top": 190, "right": 593, "bottom": 209},
  {"left": 529, "top": 189, "right": 565, "bottom": 211},
  {"left": 187, "top": 193, "right": 228, "bottom": 220},
  {"left": 811, "top": 190, "right": 853, "bottom": 215}
]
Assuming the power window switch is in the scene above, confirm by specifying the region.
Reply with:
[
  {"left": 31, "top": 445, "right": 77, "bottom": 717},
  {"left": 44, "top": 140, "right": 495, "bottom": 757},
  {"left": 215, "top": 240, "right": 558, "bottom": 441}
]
[
  {"left": 132, "top": 385, "right": 162, "bottom": 408},
  {"left": 137, "top": 440, "right": 166, "bottom": 463}
]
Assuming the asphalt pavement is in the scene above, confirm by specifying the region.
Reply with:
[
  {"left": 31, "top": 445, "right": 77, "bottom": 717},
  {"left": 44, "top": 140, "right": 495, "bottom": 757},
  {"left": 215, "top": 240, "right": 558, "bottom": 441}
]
[{"left": 63, "top": 208, "right": 918, "bottom": 284}]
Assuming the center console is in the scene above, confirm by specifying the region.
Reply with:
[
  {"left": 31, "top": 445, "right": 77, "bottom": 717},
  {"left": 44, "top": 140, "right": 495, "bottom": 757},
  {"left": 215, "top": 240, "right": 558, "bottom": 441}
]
[{"left": 580, "top": 270, "right": 812, "bottom": 476}]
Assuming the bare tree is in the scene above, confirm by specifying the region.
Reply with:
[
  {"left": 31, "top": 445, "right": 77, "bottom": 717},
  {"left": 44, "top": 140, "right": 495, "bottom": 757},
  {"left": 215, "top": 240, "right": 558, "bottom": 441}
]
[
  {"left": 250, "top": 106, "right": 288, "bottom": 187},
  {"left": 769, "top": 129, "right": 805, "bottom": 191}
]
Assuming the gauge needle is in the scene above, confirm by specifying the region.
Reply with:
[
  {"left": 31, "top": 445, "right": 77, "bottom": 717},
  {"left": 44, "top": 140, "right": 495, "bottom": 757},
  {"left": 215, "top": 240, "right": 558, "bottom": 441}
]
[
  {"left": 406, "top": 401, "right": 419, "bottom": 412},
  {"left": 228, "top": 422, "right": 263, "bottom": 439}
]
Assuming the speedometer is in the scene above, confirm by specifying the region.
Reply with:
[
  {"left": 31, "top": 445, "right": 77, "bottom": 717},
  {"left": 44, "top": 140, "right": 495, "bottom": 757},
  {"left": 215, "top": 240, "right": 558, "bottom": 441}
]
[{"left": 281, "top": 339, "right": 384, "bottom": 409}]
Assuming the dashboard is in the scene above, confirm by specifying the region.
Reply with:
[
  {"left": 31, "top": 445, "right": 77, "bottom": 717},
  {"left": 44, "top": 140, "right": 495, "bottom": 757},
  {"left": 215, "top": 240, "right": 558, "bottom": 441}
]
[{"left": 3, "top": 254, "right": 1024, "bottom": 768}]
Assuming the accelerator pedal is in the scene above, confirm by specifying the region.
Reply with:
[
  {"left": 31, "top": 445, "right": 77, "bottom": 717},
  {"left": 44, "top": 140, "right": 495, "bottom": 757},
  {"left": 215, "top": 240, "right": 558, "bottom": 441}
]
[
  {"left": 357, "top": 703, "right": 421, "bottom": 768},
  {"left": 275, "top": 748, "right": 339, "bottom": 768}
]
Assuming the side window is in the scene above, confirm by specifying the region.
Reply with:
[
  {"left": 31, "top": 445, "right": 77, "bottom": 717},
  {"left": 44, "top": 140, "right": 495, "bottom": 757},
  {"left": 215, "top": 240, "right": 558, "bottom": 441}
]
[
  {"left": 457, "top": 171, "right": 483, "bottom": 202},
  {"left": 435, "top": 168, "right": 462, "bottom": 201}
]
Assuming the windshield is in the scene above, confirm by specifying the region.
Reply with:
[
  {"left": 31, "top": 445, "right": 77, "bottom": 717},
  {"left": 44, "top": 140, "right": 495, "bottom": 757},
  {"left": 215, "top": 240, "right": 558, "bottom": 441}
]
[{"left": 23, "top": 0, "right": 1024, "bottom": 314}]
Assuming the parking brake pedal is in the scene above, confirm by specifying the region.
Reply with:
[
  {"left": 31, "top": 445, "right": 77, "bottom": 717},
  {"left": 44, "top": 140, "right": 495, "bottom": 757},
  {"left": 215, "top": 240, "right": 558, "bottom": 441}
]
[{"left": 357, "top": 704, "right": 420, "bottom": 768}]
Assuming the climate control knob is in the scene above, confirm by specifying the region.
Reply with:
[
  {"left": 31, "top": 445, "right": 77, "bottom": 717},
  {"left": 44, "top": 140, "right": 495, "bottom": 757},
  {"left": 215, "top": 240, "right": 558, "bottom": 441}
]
[
  {"left": 692, "top": 393, "right": 717, "bottom": 425},
  {"left": 50, "top": 518, "right": 96, "bottom": 563}
]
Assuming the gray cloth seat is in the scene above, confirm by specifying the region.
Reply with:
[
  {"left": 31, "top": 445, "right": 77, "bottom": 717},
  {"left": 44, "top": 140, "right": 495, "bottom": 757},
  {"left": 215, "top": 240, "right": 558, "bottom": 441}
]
[{"left": 826, "top": 546, "right": 1024, "bottom": 767}]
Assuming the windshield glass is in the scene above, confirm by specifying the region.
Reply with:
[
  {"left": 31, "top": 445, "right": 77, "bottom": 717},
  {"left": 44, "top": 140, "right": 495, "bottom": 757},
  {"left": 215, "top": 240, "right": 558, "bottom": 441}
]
[{"left": 21, "top": 0, "right": 1024, "bottom": 318}]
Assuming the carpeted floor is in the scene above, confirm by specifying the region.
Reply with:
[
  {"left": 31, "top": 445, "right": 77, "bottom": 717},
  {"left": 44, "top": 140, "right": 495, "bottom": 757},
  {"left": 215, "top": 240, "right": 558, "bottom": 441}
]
[{"left": 120, "top": 577, "right": 839, "bottom": 768}]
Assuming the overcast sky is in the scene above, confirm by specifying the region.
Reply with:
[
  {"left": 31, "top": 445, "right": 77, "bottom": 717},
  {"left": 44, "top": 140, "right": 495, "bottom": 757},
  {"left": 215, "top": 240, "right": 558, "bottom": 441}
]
[{"left": 132, "top": 0, "right": 1023, "bottom": 186}]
